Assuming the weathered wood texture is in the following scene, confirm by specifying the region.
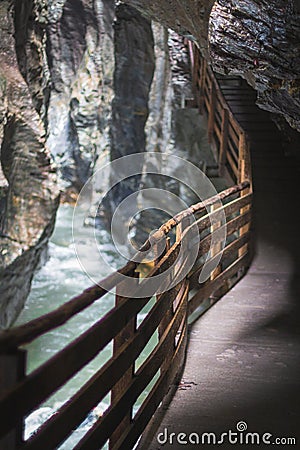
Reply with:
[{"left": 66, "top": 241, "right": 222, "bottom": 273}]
[{"left": 187, "top": 41, "right": 252, "bottom": 187}]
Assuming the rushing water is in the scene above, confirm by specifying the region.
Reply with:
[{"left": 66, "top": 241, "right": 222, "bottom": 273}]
[{"left": 16, "top": 204, "right": 124, "bottom": 448}]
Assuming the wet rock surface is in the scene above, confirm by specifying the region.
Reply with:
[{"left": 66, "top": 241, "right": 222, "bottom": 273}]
[
  {"left": 47, "top": 0, "right": 115, "bottom": 190},
  {"left": 210, "top": 0, "right": 300, "bottom": 131},
  {"left": 124, "top": 0, "right": 300, "bottom": 132},
  {"left": 100, "top": 3, "right": 155, "bottom": 218},
  {"left": 0, "top": 1, "right": 59, "bottom": 328},
  {"left": 145, "top": 23, "right": 171, "bottom": 154},
  {"left": 110, "top": 3, "right": 155, "bottom": 162},
  {"left": 123, "top": 0, "right": 215, "bottom": 54}
]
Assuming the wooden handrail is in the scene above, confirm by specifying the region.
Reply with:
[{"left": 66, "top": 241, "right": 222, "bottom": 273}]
[
  {"left": 0, "top": 182, "right": 249, "bottom": 352},
  {"left": 187, "top": 41, "right": 252, "bottom": 186},
  {"left": 0, "top": 44, "right": 253, "bottom": 450}
]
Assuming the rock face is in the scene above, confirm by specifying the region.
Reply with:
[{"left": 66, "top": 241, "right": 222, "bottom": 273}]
[
  {"left": 0, "top": 1, "right": 59, "bottom": 328},
  {"left": 210, "top": 0, "right": 300, "bottom": 131},
  {"left": 145, "top": 23, "right": 171, "bottom": 154},
  {"left": 124, "top": 0, "right": 300, "bottom": 132},
  {"left": 101, "top": 3, "right": 155, "bottom": 215},
  {"left": 0, "top": 0, "right": 115, "bottom": 327},
  {"left": 110, "top": 4, "right": 155, "bottom": 162},
  {"left": 47, "top": 0, "right": 115, "bottom": 190},
  {"left": 123, "top": 0, "right": 215, "bottom": 54}
]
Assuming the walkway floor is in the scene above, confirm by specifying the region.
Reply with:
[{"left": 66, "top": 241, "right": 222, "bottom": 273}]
[{"left": 142, "top": 78, "right": 300, "bottom": 449}]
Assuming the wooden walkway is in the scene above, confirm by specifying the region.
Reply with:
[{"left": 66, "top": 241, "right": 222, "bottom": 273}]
[
  {"left": 143, "top": 77, "right": 300, "bottom": 448},
  {"left": 1, "top": 46, "right": 299, "bottom": 450}
]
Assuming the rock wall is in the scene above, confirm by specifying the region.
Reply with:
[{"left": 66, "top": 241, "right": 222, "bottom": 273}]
[
  {"left": 110, "top": 4, "right": 155, "bottom": 162},
  {"left": 0, "top": 0, "right": 115, "bottom": 327},
  {"left": 145, "top": 23, "right": 172, "bottom": 154},
  {"left": 101, "top": 3, "right": 155, "bottom": 216},
  {"left": 0, "top": 0, "right": 59, "bottom": 328},
  {"left": 122, "top": 0, "right": 215, "bottom": 54},
  {"left": 123, "top": 0, "right": 300, "bottom": 132},
  {"left": 210, "top": 0, "right": 300, "bottom": 131},
  {"left": 47, "top": 0, "right": 115, "bottom": 190}
]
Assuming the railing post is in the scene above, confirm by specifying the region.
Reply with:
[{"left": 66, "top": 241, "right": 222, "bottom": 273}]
[
  {"left": 210, "top": 203, "right": 222, "bottom": 283},
  {"left": 110, "top": 270, "right": 139, "bottom": 449},
  {"left": 198, "top": 57, "right": 206, "bottom": 113},
  {"left": 238, "top": 132, "right": 252, "bottom": 258},
  {"left": 219, "top": 109, "right": 229, "bottom": 176},
  {"left": 191, "top": 47, "right": 201, "bottom": 111},
  {"left": 238, "top": 132, "right": 250, "bottom": 184},
  {"left": 208, "top": 82, "right": 216, "bottom": 143},
  {"left": 156, "top": 238, "right": 174, "bottom": 372},
  {"left": 0, "top": 350, "right": 26, "bottom": 450}
]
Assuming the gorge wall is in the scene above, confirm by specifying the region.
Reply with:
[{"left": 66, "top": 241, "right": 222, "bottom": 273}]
[
  {"left": 124, "top": 0, "right": 300, "bottom": 132},
  {"left": 1, "top": 0, "right": 300, "bottom": 327},
  {"left": 47, "top": 0, "right": 115, "bottom": 191},
  {"left": 0, "top": 0, "right": 115, "bottom": 328},
  {"left": 0, "top": 0, "right": 59, "bottom": 328}
]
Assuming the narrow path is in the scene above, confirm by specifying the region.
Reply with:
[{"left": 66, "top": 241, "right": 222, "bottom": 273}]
[{"left": 143, "top": 77, "right": 300, "bottom": 449}]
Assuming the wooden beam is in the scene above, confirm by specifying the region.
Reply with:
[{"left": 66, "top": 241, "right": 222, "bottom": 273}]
[{"left": 0, "top": 350, "right": 26, "bottom": 450}]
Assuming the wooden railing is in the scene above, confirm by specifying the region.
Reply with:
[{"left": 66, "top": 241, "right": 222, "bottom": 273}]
[
  {"left": 188, "top": 42, "right": 252, "bottom": 185},
  {"left": 0, "top": 44, "right": 252, "bottom": 450}
]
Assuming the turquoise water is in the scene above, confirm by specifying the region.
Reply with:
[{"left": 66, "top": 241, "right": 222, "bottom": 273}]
[
  {"left": 16, "top": 203, "right": 159, "bottom": 449},
  {"left": 16, "top": 204, "right": 123, "bottom": 448}
]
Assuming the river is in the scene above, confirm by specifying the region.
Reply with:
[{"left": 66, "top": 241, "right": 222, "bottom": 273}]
[{"left": 16, "top": 203, "right": 124, "bottom": 449}]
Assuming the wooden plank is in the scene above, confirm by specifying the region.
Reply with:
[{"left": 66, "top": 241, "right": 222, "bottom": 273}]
[
  {"left": 208, "top": 83, "right": 216, "bottom": 142},
  {"left": 210, "top": 202, "right": 222, "bottom": 282},
  {"left": 228, "top": 138, "right": 239, "bottom": 163},
  {"left": 238, "top": 132, "right": 252, "bottom": 184},
  {"left": 215, "top": 100, "right": 223, "bottom": 124},
  {"left": 113, "top": 313, "right": 188, "bottom": 450},
  {"left": 21, "top": 282, "right": 177, "bottom": 450},
  {"left": 228, "top": 121, "right": 240, "bottom": 148},
  {"left": 74, "top": 290, "right": 187, "bottom": 450},
  {"left": 0, "top": 351, "right": 26, "bottom": 450},
  {"left": 189, "top": 231, "right": 251, "bottom": 288},
  {"left": 219, "top": 109, "right": 229, "bottom": 176},
  {"left": 188, "top": 251, "right": 250, "bottom": 315},
  {"left": 214, "top": 124, "right": 222, "bottom": 141},
  {"left": 198, "top": 56, "right": 206, "bottom": 112},
  {"left": 158, "top": 235, "right": 177, "bottom": 373},
  {"left": 192, "top": 193, "right": 252, "bottom": 235},
  {"left": 228, "top": 113, "right": 244, "bottom": 136},
  {"left": 238, "top": 135, "right": 252, "bottom": 255},
  {"left": 110, "top": 272, "right": 139, "bottom": 449},
  {"left": 159, "top": 181, "right": 250, "bottom": 236},
  {"left": 191, "top": 203, "right": 252, "bottom": 264},
  {"left": 0, "top": 263, "right": 137, "bottom": 352},
  {"left": 172, "top": 280, "right": 188, "bottom": 313},
  {"left": 226, "top": 151, "right": 239, "bottom": 179}
]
